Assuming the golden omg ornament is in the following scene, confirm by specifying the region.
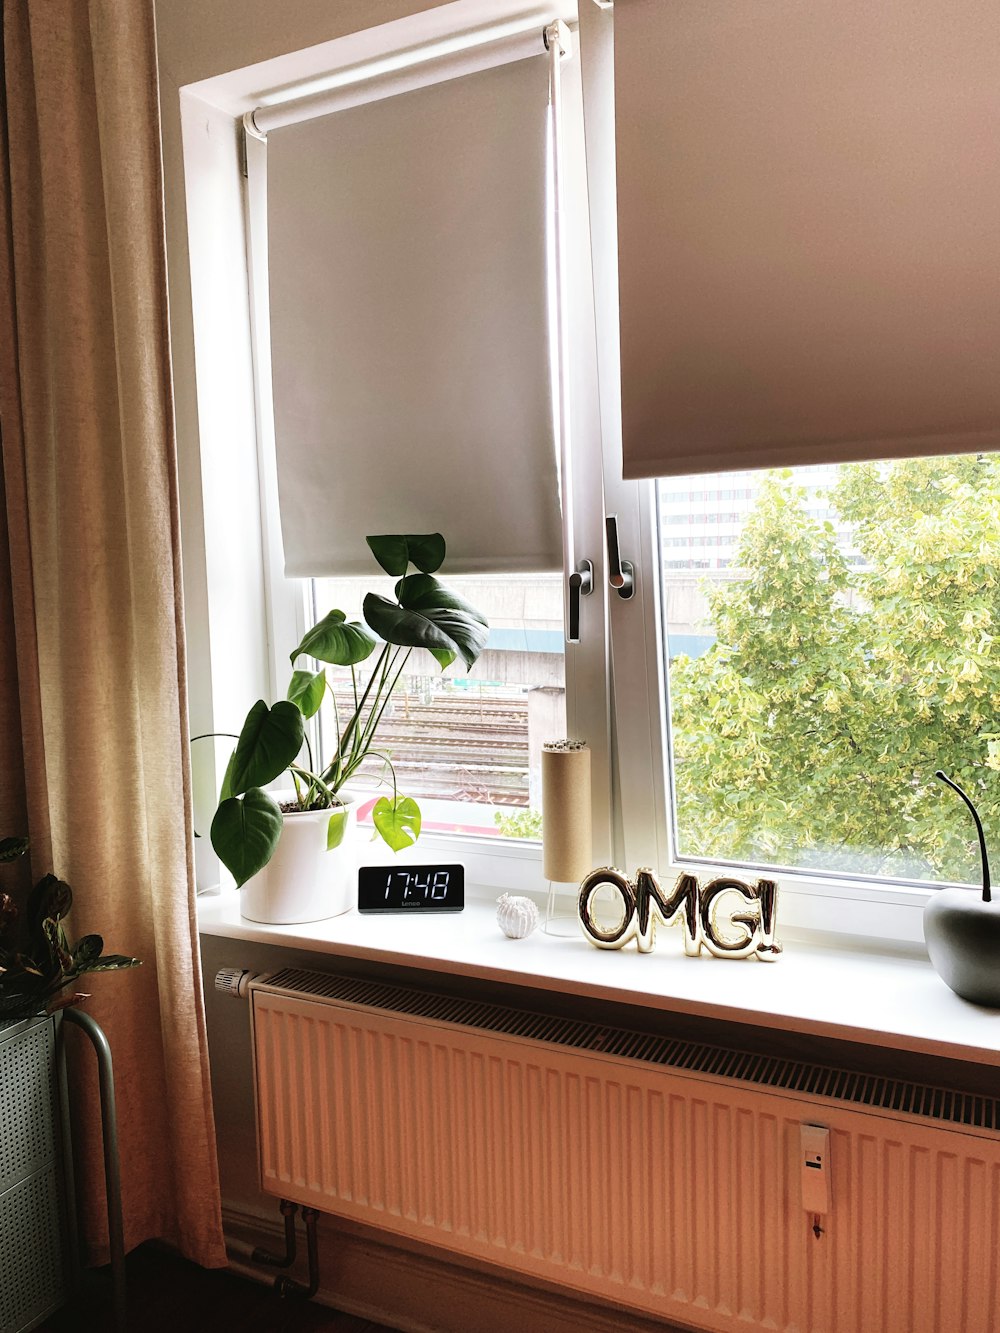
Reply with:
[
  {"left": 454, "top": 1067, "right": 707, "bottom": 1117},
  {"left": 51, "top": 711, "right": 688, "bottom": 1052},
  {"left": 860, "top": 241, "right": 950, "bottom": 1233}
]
[{"left": 578, "top": 867, "right": 782, "bottom": 961}]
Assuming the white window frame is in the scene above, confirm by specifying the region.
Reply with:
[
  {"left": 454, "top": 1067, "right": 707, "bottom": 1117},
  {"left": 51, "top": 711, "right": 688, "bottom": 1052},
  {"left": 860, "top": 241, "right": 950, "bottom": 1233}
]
[
  {"left": 239, "top": 11, "right": 612, "bottom": 903},
  {"left": 577, "top": 0, "right": 929, "bottom": 951},
  {"left": 180, "top": 0, "right": 931, "bottom": 951}
]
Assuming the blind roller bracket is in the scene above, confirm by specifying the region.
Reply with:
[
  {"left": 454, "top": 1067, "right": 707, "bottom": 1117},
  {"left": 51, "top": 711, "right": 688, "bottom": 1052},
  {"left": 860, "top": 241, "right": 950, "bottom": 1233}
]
[
  {"left": 544, "top": 20, "right": 571, "bottom": 57},
  {"left": 240, "top": 109, "right": 266, "bottom": 177}
]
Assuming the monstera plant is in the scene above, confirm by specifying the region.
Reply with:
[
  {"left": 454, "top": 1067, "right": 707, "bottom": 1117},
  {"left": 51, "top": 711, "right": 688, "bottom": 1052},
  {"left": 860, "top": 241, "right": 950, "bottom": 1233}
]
[
  {"left": 0, "top": 838, "right": 140, "bottom": 1021},
  {"left": 201, "top": 533, "right": 488, "bottom": 888}
]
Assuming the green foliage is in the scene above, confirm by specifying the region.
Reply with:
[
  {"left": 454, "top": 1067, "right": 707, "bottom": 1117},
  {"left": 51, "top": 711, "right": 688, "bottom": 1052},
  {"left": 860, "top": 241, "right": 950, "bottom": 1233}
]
[
  {"left": 197, "top": 534, "right": 488, "bottom": 885},
  {"left": 494, "top": 808, "right": 543, "bottom": 840},
  {"left": 228, "top": 701, "right": 305, "bottom": 796},
  {"left": 364, "top": 573, "right": 488, "bottom": 671},
  {"left": 669, "top": 459, "right": 1000, "bottom": 882},
  {"left": 0, "top": 841, "right": 140, "bottom": 1020},
  {"left": 290, "top": 610, "right": 376, "bottom": 668},
  {"left": 210, "top": 788, "right": 284, "bottom": 889},
  {"left": 366, "top": 533, "right": 445, "bottom": 578},
  {"left": 372, "top": 795, "right": 421, "bottom": 852},
  {"left": 0, "top": 837, "right": 29, "bottom": 863}
]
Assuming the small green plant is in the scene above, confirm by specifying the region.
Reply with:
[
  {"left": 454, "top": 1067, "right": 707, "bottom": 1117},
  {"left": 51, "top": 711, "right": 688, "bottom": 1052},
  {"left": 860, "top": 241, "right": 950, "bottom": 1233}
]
[
  {"left": 494, "top": 808, "right": 543, "bottom": 840},
  {"left": 200, "top": 533, "right": 488, "bottom": 887},
  {"left": 0, "top": 839, "right": 140, "bottom": 1021}
]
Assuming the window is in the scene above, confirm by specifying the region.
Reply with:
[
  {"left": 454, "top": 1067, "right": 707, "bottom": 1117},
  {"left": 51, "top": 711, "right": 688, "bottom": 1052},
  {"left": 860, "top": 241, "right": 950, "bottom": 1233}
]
[
  {"left": 237, "top": 17, "right": 613, "bottom": 892},
  {"left": 181, "top": 2, "right": 994, "bottom": 949},
  {"left": 309, "top": 573, "right": 565, "bottom": 840},
  {"left": 659, "top": 454, "right": 1000, "bottom": 889}
]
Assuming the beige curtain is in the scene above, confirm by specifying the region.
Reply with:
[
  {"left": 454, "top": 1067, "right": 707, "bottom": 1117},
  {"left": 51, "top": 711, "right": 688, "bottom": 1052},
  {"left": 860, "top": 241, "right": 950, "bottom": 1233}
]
[{"left": 0, "top": 0, "right": 225, "bottom": 1266}]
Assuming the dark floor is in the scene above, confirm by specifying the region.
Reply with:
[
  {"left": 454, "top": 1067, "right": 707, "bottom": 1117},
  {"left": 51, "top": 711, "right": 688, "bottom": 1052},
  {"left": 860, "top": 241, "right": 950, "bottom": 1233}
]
[{"left": 37, "top": 1241, "right": 398, "bottom": 1333}]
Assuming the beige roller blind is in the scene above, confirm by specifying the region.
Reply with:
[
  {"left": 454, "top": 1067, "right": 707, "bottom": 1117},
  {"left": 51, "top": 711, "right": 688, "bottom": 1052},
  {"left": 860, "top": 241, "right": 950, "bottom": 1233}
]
[
  {"left": 615, "top": 0, "right": 1000, "bottom": 479},
  {"left": 266, "top": 50, "right": 562, "bottom": 576}
]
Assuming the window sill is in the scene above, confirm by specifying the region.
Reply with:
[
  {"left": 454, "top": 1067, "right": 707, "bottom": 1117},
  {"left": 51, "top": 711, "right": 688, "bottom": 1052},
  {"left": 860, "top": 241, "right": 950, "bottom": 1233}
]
[{"left": 197, "top": 886, "right": 1000, "bottom": 1070}]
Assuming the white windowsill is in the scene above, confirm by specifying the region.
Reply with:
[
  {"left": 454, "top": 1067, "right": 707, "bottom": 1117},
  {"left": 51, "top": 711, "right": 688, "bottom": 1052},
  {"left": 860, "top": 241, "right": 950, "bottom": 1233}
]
[{"left": 197, "top": 886, "right": 1000, "bottom": 1070}]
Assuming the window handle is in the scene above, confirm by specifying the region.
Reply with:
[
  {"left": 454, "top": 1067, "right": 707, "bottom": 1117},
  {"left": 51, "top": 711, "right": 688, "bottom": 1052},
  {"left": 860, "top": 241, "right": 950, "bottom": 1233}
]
[
  {"left": 605, "top": 515, "right": 635, "bottom": 599},
  {"left": 567, "top": 559, "right": 594, "bottom": 644}
]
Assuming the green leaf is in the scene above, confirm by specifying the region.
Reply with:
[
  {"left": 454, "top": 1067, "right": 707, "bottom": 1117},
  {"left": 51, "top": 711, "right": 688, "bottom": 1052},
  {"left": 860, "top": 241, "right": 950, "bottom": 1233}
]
[
  {"left": 72, "top": 935, "right": 104, "bottom": 967},
  {"left": 0, "top": 837, "right": 28, "bottom": 863},
  {"left": 287, "top": 668, "right": 327, "bottom": 719},
  {"left": 364, "top": 575, "right": 488, "bottom": 671},
  {"left": 290, "top": 611, "right": 376, "bottom": 667},
  {"left": 229, "top": 700, "right": 304, "bottom": 796},
  {"left": 327, "top": 805, "right": 350, "bottom": 850},
  {"left": 211, "top": 788, "right": 284, "bottom": 888},
  {"left": 372, "top": 796, "right": 421, "bottom": 852},
  {"left": 219, "top": 748, "right": 238, "bottom": 802},
  {"left": 28, "top": 875, "right": 73, "bottom": 940},
  {"left": 0, "top": 893, "right": 18, "bottom": 946},
  {"left": 85, "top": 954, "right": 142, "bottom": 973},
  {"left": 366, "top": 533, "right": 445, "bottom": 577}
]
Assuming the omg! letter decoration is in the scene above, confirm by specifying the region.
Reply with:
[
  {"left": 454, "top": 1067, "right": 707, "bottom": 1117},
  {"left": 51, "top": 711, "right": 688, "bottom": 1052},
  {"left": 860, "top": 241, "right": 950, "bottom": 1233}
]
[{"left": 578, "top": 867, "right": 781, "bottom": 961}]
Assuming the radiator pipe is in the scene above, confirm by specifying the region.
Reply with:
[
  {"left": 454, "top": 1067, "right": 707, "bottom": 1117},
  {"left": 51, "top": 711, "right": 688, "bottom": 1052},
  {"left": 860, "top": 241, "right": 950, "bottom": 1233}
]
[
  {"left": 252, "top": 1199, "right": 298, "bottom": 1268},
  {"left": 275, "top": 1207, "right": 321, "bottom": 1300}
]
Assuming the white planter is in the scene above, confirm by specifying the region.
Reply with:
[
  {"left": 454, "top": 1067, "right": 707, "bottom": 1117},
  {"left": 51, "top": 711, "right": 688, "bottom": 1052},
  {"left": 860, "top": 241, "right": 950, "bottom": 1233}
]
[{"left": 240, "top": 796, "right": 358, "bottom": 925}]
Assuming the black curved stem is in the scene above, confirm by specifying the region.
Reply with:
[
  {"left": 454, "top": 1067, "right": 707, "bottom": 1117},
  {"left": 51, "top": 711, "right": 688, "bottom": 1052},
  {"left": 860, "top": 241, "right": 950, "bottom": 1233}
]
[{"left": 936, "top": 770, "right": 992, "bottom": 903}]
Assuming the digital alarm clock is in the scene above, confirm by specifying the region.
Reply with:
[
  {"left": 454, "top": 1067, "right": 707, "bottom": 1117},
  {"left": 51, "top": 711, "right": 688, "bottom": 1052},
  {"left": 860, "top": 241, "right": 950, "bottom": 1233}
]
[{"left": 358, "top": 863, "right": 465, "bottom": 913}]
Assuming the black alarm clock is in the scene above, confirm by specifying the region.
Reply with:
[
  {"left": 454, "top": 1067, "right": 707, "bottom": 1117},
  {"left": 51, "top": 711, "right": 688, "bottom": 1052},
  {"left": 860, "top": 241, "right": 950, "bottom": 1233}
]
[{"left": 358, "top": 863, "right": 465, "bottom": 913}]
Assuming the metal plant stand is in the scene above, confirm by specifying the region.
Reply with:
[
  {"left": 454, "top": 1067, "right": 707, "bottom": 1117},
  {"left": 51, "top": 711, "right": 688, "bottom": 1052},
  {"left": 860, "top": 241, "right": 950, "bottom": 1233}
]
[
  {"left": 0, "top": 1014, "right": 66, "bottom": 1333},
  {"left": 56, "top": 1009, "right": 127, "bottom": 1333}
]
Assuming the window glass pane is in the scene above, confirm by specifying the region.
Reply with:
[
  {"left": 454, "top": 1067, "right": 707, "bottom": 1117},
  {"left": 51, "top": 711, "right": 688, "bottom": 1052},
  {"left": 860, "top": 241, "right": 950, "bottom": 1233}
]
[
  {"left": 660, "top": 454, "right": 1000, "bottom": 886},
  {"left": 310, "top": 574, "right": 565, "bottom": 839}
]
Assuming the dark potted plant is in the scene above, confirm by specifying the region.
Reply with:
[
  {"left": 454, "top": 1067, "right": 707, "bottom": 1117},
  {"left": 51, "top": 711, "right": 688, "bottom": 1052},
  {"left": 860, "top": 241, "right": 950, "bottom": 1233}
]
[
  {"left": 0, "top": 837, "right": 140, "bottom": 1022},
  {"left": 198, "top": 532, "right": 488, "bottom": 924}
]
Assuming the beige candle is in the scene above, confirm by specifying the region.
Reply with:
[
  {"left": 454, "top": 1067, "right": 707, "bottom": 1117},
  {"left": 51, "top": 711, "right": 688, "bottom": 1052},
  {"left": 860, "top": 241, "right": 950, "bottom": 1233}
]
[{"left": 542, "top": 740, "right": 593, "bottom": 884}]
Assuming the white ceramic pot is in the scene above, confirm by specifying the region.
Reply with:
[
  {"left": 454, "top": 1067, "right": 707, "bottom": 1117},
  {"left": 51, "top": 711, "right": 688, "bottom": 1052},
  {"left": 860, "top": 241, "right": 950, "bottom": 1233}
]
[{"left": 240, "top": 795, "right": 358, "bottom": 925}]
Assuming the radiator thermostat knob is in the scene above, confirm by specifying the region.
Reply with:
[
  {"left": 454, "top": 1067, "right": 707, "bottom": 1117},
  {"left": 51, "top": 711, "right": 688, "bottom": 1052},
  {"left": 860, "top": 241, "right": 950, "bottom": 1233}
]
[{"left": 215, "top": 967, "right": 256, "bottom": 999}]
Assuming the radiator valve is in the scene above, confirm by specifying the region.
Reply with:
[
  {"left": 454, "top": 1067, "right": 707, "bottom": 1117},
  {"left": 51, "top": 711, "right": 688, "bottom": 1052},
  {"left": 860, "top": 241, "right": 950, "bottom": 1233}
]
[{"left": 215, "top": 967, "right": 257, "bottom": 999}]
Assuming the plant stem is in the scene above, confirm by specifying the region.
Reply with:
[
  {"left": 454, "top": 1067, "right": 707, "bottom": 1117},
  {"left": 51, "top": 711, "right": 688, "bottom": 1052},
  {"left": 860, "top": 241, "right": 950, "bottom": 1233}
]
[
  {"left": 328, "top": 674, "right": 342, "bottom": 788},
  {"left": 325, "top": 644, "right": 390, "bottom": 783},
  {"left": 359, "top": 647, "right": 411, "bottom": 758},
  {"left": 935, "top": 770, "right": 992, "bottom": 902}
]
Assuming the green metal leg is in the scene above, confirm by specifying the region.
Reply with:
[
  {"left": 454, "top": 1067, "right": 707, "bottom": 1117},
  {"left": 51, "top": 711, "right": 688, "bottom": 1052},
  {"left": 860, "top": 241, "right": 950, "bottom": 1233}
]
[{"left": 56, "top": 1008, "right": 126, "bottom": 1333}]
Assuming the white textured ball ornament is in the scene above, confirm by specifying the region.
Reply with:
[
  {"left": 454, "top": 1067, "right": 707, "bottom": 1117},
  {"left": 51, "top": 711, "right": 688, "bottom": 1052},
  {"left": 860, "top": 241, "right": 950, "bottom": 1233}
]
[{"left": 496, "top": 893, "right": 540, "bottom": 939}]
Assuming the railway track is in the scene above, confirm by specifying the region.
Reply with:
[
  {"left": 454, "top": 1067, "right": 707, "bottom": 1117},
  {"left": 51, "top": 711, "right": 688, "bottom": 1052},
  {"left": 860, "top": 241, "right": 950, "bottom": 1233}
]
[{"left": 326, "top": 685, "right": 531, "bottom": 805}]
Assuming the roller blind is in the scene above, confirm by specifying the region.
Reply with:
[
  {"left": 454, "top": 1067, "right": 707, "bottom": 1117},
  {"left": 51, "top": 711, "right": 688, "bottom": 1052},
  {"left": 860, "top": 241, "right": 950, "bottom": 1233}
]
[
  {"left": 265, "top": 48, "right": 562, "bottom": 576},
  {"left": 614, "top": 0, "right": 1000, "bottom": 479}
]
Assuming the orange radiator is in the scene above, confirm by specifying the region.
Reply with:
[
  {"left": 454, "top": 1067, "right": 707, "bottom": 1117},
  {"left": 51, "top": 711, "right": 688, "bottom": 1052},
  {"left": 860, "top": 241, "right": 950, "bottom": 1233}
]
[{"left": 248, "top": 968, "right": 1000, "bottom": 1332}]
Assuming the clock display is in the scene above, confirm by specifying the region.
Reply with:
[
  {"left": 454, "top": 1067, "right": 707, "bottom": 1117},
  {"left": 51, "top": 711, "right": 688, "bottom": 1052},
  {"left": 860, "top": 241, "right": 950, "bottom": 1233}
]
[{"left": 358, "top": 863, "right": 465, "bottom": 913}]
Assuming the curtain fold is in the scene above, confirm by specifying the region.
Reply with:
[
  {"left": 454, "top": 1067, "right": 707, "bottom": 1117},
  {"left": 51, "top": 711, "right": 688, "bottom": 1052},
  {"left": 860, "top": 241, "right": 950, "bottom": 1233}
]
[{"left": 0, "top": 0, "right": 225, "bottom": 1266}]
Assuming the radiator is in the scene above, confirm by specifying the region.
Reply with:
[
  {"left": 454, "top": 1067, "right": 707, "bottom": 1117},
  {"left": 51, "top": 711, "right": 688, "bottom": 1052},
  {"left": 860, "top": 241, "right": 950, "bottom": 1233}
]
[{"left": 247, "top": 967, "right": 1000, "bottom": 1332}]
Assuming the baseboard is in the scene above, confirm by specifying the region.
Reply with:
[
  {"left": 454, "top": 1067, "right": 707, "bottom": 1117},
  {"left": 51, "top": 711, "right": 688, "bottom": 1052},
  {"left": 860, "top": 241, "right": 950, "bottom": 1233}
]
[{"left": 222, "top": 1202, "right": 694, "bottom": 1333}]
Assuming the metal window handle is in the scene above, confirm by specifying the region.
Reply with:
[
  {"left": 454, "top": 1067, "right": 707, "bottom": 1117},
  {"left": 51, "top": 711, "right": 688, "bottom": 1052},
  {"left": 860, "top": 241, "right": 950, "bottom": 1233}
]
[
  {"left": 567, "top": 559, "right": 594, "bottom": 643},
  {"left": 605, "top": 515, "right": 635, "bottom": 599}
]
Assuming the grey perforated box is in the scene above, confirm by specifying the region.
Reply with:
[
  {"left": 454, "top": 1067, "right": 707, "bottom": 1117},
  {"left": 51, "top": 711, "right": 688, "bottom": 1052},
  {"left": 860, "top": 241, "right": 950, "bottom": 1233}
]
[{"left": 0, "top": 1015, "right": 66, "bottom": 1332}]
